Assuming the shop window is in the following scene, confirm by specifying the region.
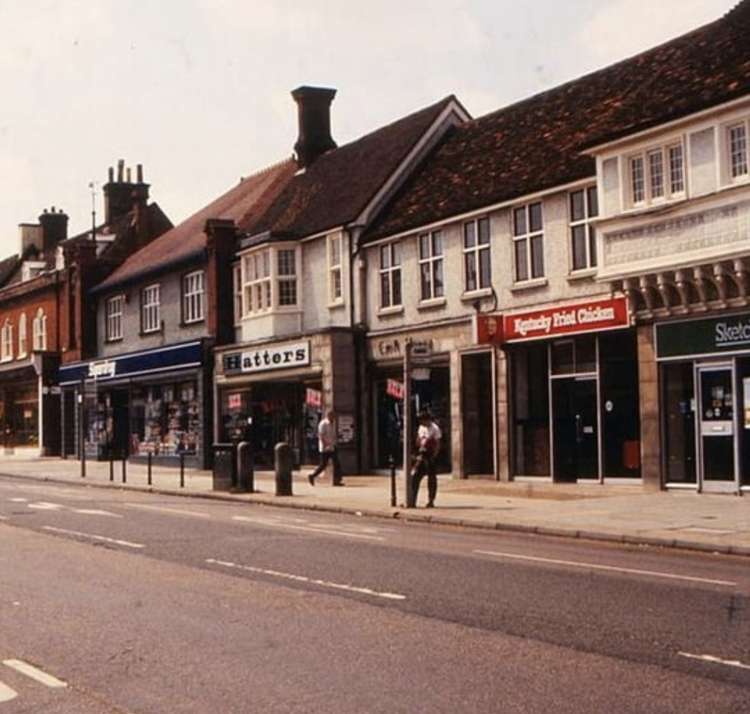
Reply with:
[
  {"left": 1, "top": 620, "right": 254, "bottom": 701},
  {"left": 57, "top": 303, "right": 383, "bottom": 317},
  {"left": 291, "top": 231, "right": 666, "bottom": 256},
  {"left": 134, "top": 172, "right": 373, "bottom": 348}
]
[
  {"left": 141, "top": 284, "right": 161, "bottom": 333},
  {"left": 105, "top": 296, "right": 123, "bottom": 342},
  {"left": 463, "top": 218, "right": 490, "bottom": 292},
  {"left": 1, "top": 319, "right": 13, "bottom": 362},
  {"left": 662, "top": 362, "right": 697, "bottom": 484},
  {"left": 569, "top": 186, "right": 598, "bottom": 271},
  {"left": 182, "top": 270, "right": 205, "bottom": 323},
  {"left": 513, "top": 202, "right": 544, "bottom": 283},
  {"left": 379, "top": 242, "right": 402, "bottom": 309},
  {"left": 419, "top": 230, "right": 444, "bottom": 301},
  {"left": 738, "top": 358, "right": 750, "bottom": 485},
  {"left": 511, "top": 342, "right": 550, "bottom": 476},
  {"left": 18, "top": 313, "right": 27, "bottom": 358},
  {"left": 328, "top": 235, "right": 343, "bottom": 305}
]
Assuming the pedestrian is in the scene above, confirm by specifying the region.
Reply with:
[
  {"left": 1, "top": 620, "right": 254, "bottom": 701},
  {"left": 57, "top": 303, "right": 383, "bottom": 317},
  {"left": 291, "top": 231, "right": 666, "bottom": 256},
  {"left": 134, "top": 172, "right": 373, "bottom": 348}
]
[
  {"left": 411, "top": 408, "right": 441, "bottom": 507},
  {"left": 308, "top": 410, "right": 344, "bottom": 486}
]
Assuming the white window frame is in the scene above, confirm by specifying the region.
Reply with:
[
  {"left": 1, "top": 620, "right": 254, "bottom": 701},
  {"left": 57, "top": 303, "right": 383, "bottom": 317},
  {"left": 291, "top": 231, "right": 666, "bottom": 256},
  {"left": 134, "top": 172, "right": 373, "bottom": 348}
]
[
  {"left": 512, "top": 202, "right": 545, "bottom": 283},
  {"left": 627, "top": 140, "right": 686, "bottom": 207},
  {"left": 105, "top": 295, "right": 123, "bottom": 342},
  {"left": 17, "top": 313, "right": 27, "bottom": 358},
  {"left": 182, "top": 270, "right": 205, "bottom": 324},
  {"left": 32, "top": 308, "right": 47, "bottom": 351},
  {"left": 276, "top": 249, "right": 298, "bottom": 307},
  {"left": 419, "top": 230, "right": 444, "bottom": 301},
  {"left": 379, "top": 242, "right": 402, "bottom": 309},
  {"left": 463, "top": 218, "right": 491, "bottom": 293},
  {"left": 569, "top": 185, "right": 599, "bottom": 273},
  {"left": 141, "top": 284, "right": 161, "bottom": 334},
  {"left": 727, "top": 120, "right": 749, "bottom": 182},
  {"left": 232, "top": 263, "right": 242, "bottom": 326},
  {"left": 1, "top": 319, "right": 13, "bottom": 362},
  {"left": 328, "top": 234, "right": 344, "bottom": 305},
  {"left": 239, "top": 243, "right": 301, "bottom": 318}
]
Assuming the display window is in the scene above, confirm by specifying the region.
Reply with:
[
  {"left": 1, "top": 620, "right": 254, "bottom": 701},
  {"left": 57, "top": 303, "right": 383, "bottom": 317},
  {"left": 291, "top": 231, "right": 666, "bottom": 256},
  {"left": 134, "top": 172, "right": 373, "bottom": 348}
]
[{"left": 0, "top": 382, "right": 40, "bottom": 448}]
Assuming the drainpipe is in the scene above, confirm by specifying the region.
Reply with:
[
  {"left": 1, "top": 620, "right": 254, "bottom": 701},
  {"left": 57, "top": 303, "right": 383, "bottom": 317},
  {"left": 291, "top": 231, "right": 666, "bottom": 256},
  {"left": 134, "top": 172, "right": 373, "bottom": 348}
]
[{"left": 347, "top": 226, "right": 364, "bottom": 473}]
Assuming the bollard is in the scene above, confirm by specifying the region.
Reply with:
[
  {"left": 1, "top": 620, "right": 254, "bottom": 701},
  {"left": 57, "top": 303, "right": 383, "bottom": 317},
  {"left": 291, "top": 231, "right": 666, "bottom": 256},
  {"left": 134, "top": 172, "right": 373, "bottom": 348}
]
[
  {"left": 121, "top": 453, "right": 127, "bottom": 484},
  {"left": 147, "top": 452, "right": 152, "bottom": 486},
  {"left": 109, "top": 449, "right": 114, "bottom": 482},
  {"left": 236, "top": 441, "right": 254, "bottom": 493},
  {"left": 274, "top": 442, "right": 293, "bottom": 496},
  {"left": 180, "top": 452, "right": 185, "bottom": 488},
  {"left": 389, "top": 454, "right": 397, "bottom": 508}
]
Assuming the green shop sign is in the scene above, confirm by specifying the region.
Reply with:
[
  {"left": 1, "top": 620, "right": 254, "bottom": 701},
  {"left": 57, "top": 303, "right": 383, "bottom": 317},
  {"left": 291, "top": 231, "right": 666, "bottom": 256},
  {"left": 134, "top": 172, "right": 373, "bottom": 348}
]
[{"left": 656, "top": 312, "right": 750, "bottom": 359}]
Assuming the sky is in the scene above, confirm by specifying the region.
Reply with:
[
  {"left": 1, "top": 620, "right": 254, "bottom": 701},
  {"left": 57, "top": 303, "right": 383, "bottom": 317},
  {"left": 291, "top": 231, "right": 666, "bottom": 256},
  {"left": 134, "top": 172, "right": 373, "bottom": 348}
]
[{"left": 0, "top": 0, "right": 736, "bottom": 255}]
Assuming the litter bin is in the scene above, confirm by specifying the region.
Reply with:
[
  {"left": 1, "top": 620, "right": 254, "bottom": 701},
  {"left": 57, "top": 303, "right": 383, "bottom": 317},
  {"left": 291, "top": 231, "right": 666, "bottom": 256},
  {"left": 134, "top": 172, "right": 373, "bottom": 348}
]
[{"left": 213, "top": 443, "right": 236, "bottom": 491}]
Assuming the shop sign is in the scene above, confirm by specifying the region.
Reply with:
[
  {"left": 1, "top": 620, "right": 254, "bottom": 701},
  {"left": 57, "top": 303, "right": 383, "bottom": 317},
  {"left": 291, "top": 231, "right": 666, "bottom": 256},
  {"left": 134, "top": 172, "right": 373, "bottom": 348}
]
[
  {"left": 474, "top": 314, "right": 503, "bottom": 345},
  {"left": 305, "top": 388, "right": 322, "bottom": 408},
  {"left": 223, "top": 341, "right": 311, "bottom": 375},
  {"left": 503, "top": 297, "right": 629, "bottom": 342},
  {"left": 656, "top": 312, "right": 750, "bottom": 360},
  {"left": 374, "top": 338, "right": 433, "bottom": 360},
  {"left": 386, "top": 378, "right": 404, "bottom": 399},
  {"left": 337, "top": 414, "right": 356, "bottom": 444},
  {"left": 227, "top": 393, "right": 242, "bottom": 410},
  {"left": 88, "top": 360, "right": 116, "bottom": 379}
]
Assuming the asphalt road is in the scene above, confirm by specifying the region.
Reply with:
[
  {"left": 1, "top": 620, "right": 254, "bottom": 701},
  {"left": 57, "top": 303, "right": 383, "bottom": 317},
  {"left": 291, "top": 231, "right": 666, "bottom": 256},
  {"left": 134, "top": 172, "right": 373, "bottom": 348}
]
[{"left": 0, "top": 475, "right": 748, "bottom": 713}]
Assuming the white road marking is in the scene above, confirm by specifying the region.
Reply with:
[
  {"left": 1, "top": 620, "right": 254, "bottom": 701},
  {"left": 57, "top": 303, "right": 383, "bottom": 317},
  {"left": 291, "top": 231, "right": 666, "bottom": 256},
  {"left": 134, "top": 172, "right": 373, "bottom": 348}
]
[
  {"left": 677, "top": 652, "right": 750, "bottom": 670},
  {"left": 123, "top": 503, "right": 210, "bottom": 518},
  {"left": 2, "top": 660, "right": 67, "bottom": 688},
  {"left": 473, "top": 550, "right": 737, "bottom": 587},
  {"left": 9, "top": 498, "right": 28, "bottom": 503},
  {"left": 0, "top": 681, "right": 17, "bottom": 702},
  {"left": 206, "top": 558, "right": 406, "bottom": 600},
  {"left": 232, "top": 516, "right": 385, "bottom": 541},
  {"left": 0, "top": 515, "right": 6, "bottom": 520},
  {"left": 28, "top": 502, "right": 64, "bottom": 511},
  {"left": 42, "top": 526, "right": 144, "bottom": 549},
  {"left": 72, "top": 509, "right": 122, "bottom": 518}
]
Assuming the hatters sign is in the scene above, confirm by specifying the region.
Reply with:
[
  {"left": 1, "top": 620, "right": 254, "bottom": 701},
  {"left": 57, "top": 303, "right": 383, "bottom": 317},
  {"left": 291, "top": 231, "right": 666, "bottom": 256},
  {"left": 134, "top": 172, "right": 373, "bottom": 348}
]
[
  {"left": 504, "top": 297, "right": 629, "bottom": 342},
  {"left": 223, "top": 341, "right": 311, "bottom": 375}
]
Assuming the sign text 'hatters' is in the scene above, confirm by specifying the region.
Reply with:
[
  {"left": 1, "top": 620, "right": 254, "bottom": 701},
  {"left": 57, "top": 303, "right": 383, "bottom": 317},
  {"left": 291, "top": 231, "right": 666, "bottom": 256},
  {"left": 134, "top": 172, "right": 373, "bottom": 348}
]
[{"left": 223, "top": 341, "right": 311, "bottom": 374}]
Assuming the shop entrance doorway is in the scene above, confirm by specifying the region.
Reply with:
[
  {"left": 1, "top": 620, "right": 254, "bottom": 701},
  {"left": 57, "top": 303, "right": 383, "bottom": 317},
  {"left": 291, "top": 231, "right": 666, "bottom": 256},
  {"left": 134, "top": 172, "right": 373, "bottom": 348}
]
[
  {"left": 552, "top": 377, "right": 598, "bottom": 481},
  {"left": 697, "top": 365, "right": 736, "bottom": 491},
  {"left": 461, "top": 352, "right": 495, "bottom": 476}
]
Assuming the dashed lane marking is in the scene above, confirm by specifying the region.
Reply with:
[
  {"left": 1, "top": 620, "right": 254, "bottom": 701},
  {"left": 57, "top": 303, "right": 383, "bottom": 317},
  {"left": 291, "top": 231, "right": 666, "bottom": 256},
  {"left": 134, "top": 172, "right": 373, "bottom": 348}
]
[
  {"left": 0, "top": 681, "right": 16, "bottom": 702},
  {"left": 231, "top": 515, "right": 385, "bottom": 541},
  {"left": 677, "top": 652, "right": 750, "bottom": 670},
  {"left": 72, "top": 509, "right": 122, "bottom": 518},
  {"left": 122, "top": 503, "right": 210, "bottom": 518},
  {"left": 2, "top": 660, "right": 67, "bottom": 688},
  {"left": 42, "top": 526, "right": 144, "bottom": 549},
  {"left": 473, "top": 550, "right": 737, "bottom": 587},
  {"left": 8, "top": 498, "right": 28, "bottom": 503},
  {"left": 206, "top": 558, "right": 406, "bottom": 600},
  {"left": 27, "top": 502, "right": 64, "bottom": 511}
]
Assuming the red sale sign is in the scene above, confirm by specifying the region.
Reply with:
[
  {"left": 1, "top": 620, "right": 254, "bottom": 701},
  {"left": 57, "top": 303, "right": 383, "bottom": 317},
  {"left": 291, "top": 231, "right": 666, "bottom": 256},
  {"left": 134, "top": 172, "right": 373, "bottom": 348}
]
[
  {"left": 503, "top": 296, "right": 629, "bottom": 342},
  {"left": 386, "top": 379, "right": 404, "bottom": 400}
]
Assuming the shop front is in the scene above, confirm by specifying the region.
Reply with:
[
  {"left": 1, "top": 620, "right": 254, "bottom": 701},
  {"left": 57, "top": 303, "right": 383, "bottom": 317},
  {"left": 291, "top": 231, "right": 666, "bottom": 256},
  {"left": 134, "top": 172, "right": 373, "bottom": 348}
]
[
  {"left": 57, "top": 340, "right": 211, "bottom": 468},
  {"left": 215, "top": 331, "right": 357, "bottom": 472},
  {"left": 656, "top": 312, "right": 750, "bottom": 493},
  {"left": 504, "top": 296, "right": 641, "bottom": 483}
]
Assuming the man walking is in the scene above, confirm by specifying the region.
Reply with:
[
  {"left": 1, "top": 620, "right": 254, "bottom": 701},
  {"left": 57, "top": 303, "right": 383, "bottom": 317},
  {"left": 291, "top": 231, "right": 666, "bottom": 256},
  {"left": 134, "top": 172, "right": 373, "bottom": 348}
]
[
  {"left": 411, "top": 409, "right": 441, "bottom": 507},
  {"left": 308, "top": 410, "right": 344, "bottom": 486}
]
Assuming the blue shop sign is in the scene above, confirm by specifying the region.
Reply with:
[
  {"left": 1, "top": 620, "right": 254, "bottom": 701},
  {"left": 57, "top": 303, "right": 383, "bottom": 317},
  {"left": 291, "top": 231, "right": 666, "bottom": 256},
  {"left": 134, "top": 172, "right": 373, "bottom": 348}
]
[{"left": 57, "top": 341, "right": 204, "bottom": 386}]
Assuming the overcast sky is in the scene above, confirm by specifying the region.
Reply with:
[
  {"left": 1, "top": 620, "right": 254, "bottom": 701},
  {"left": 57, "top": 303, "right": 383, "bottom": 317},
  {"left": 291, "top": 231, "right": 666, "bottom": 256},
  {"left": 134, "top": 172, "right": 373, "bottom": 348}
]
[{"left": 0, "top": 0, "right": 735, "bottom": 254}]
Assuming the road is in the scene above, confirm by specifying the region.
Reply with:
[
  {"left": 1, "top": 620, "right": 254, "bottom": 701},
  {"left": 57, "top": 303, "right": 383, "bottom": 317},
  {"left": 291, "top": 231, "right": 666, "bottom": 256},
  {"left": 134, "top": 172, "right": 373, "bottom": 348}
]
[{"left": 0, "top": 475, "right": 748, "bottom": 713}]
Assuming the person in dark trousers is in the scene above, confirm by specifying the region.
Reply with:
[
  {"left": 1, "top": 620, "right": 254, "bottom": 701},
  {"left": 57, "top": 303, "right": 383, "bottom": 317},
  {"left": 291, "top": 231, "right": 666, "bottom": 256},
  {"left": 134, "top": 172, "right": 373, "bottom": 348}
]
[
  {"left": 411, "top": 409, "right": 442, "bottom": 507},
  {"left": 308, "top": 410, "right": 344, "bottom": 486}
]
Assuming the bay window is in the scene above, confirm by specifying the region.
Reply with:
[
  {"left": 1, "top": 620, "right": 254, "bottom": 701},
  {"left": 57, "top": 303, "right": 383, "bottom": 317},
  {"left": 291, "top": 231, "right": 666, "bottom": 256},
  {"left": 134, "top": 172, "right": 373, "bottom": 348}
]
[
  {"left": 728, "top": 122, "right": 749, "bottom": 180},
  {"left": 240, "top": 244, "right": 301, "bottom": 317},
  {"left": 328, "top": 234, "right": 343, "bottom": 304},
  {"left": 628, "top": 141, "right": 685, "bottom": 206}
]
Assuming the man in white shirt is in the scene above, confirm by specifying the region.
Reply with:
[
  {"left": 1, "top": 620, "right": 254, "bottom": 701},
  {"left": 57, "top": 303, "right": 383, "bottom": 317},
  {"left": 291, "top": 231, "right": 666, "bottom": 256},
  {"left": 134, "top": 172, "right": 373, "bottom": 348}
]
[
  {"left": 412, "top": 409, "right": 442, "bottom": 507},
  {"left": 308, "top": 410, "right": 344, "bottom": 486}
]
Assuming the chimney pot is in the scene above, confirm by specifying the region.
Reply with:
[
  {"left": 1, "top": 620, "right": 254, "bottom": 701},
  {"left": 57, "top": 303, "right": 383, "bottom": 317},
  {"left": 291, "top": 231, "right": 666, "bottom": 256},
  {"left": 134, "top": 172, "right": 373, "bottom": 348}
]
[
  {"left": 291, "top": 85, "right": 337, "bottom": 168},
  {"left": 117, "top": 159, "right": 124, "bottom": 182},
  {"left": 108, "top": 166, "right": 114, "bottom": 183},
  {"left": 137, "top": 164, "right": 143, "bottom": 183}
]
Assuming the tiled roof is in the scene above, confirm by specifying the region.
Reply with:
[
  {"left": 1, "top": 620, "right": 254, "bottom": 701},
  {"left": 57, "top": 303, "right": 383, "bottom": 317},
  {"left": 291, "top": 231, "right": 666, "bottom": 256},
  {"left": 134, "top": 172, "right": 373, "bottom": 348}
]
[
  {"left": 95, "top": 159, "right": 296, "bottom": 292},
  {"left": 242, "top": 96, "right": 458, "bottom": 239},
  {"left": 0, "top": 254, "right": 19, "bottom": 288},
  {"left": 365, "top": 3, "right": 750, "bottom": 241}
]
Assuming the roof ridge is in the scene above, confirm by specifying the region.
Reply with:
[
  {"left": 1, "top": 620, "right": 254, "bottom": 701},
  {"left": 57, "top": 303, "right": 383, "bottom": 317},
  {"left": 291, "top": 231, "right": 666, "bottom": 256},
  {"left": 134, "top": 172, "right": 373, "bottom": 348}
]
[{"left": 239, "top": 155, "right": 296, "bottom": 184}]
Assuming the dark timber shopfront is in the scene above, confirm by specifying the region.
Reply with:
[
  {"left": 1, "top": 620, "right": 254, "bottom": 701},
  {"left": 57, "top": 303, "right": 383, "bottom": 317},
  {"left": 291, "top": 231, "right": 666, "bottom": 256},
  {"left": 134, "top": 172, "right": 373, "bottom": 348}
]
[
  {"left": 657, "top": 311, "right": 750, "bottom": 493},
  {"left": 504, "top": 297, "right": 641, "bottom": 483}
]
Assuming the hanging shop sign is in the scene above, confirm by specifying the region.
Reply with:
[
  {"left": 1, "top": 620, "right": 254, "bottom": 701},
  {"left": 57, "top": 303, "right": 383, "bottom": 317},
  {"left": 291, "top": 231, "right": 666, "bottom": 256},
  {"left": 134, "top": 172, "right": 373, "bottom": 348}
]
[
  {"left": 386, "top": 378, "right": 405, "bottom": 399},
  {"left": 503, "top": 296, "right": 629, "bottom": 342},
  {"left": 474, "top": 314, "right": 503, "bottom": 345},
  {"left": 656, "top": 312, "right": 750, "bottom": 360},
  {"left": 223, "top": 341, "right": 311, "bottom": 375},
  {"left": 305, "top": 388, "right": 322, "bottom": 408}
]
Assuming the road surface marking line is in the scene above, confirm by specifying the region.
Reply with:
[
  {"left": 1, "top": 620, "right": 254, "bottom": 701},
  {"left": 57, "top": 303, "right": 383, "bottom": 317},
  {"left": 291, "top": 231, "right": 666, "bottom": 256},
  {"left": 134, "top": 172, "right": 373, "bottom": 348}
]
[
  {"left": 0, "top": 681, "right": 17, "bottom": 702},
  {"left": 2, "top": 660, "right": 67, "bottom": 688},
  {"left": 9, "top": 498, "right": 28, "bottom": 502},
  {"left": 0, "top": 515, "right": 6, "bottom": 520},
  {"left": 123, "top": 503, "right": 210, "bottom": 518},
  {"left": 28, "top": 502, "right": 64, "bottom": 510},
  {"left": 231, "top": 516, "right": 384, "bottom": 541},
  {"left": 206, "top": 558, "right": 405, "bottom": 600},
  {"left": 473, "top": 550, "right": 737, "bottom": 587},
  {"left": 677, "top": 652, "right": 750, "bottom": 670},
  {"left": 41, "top": 526, "right": 144, "bottom": 549},
  {"left": 72, "top": 509, "right": 122, "bottom": 518}
]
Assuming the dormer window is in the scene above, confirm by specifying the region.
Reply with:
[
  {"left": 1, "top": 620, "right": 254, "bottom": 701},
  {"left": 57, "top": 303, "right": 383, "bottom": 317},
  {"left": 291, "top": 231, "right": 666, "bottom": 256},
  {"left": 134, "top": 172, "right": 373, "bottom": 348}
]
[
  {"left": 627, "top": 141, "right": 685, "bottom": 208},
  {"left": 240, "top": 244, "right": 301, "bottom": 318}
]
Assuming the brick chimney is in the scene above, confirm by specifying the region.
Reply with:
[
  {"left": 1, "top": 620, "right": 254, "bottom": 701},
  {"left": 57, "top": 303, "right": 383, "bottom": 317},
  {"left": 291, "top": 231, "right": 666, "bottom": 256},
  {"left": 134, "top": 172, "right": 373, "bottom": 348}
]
[
  {"left": 291, "top": 86, "right": 337, "bottom": 168},
  {"left": 103, "top": 159, "right": 150, "bottom": 224},
  {"left": 38, "top": 207, "right": 69, "bottom": 254}
]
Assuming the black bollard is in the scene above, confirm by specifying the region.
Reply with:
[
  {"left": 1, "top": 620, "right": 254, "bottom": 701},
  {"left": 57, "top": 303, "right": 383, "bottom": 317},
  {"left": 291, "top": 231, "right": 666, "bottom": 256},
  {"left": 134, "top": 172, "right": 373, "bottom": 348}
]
[
  {"left": 389, "top": 454, "right": 397, "bottom": 507},
  {"left": 109, "top": 449, "right": 114, "bottom": 482},
  {"left": 274, "top": 442, "right": 293, "bottom": 496},
  {"left": 180, "top": 452, "right": 185, "bottom": 488},
  {"left": 121, "top": 454, "right": 127, "bottom": 484},
  {"left": 147, "top": 452, "right": 152, "bottom": 486}
]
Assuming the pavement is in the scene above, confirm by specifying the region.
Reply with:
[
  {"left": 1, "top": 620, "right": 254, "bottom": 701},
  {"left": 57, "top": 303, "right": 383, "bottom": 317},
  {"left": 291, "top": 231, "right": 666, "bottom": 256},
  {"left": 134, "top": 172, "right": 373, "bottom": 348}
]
[{"left": 0, "top": 455, "right": 749, "bottom": 557}]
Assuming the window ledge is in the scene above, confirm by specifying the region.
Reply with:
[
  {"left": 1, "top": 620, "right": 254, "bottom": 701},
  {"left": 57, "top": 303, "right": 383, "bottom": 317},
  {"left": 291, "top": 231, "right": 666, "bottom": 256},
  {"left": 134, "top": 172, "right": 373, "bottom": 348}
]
[
  {"left": 461, "top": 288, "right": 493, "bottom": 302},
  {"left": 510, "top": 278, "right": 548, "bottom": 292},
  {"left": 105, "top": 337, "right": 123, "bottom": 344},
  {"left": 328, "top": 300, "right": 346, "bottom": 310},
  {"left": 567, "top": 269, "right": 597, "bottom": 282},
  {"left": 180, "top": 319, "right": 205, "bottom": 328},
  {"left": 0, "top": 357, "right": 13, "bottom": 364},
  {"left": 139, "top": 328, "right": 163, "bottom": 337},
  {"left": 377, "top": 305, "right": 404, "bottom": 317},
  {"left": 417, "top": 297, "right": 447, "bottom": 311}
]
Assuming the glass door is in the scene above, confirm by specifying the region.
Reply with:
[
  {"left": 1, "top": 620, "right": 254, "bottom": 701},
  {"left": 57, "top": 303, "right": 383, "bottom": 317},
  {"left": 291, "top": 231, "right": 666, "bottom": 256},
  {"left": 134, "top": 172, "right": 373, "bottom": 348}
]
[
  {"left": 697, "top": 365, "right": 737, "bottom": 492},
  {"left": 552, "top": 377, "right": 598, "bottom": 482}
]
